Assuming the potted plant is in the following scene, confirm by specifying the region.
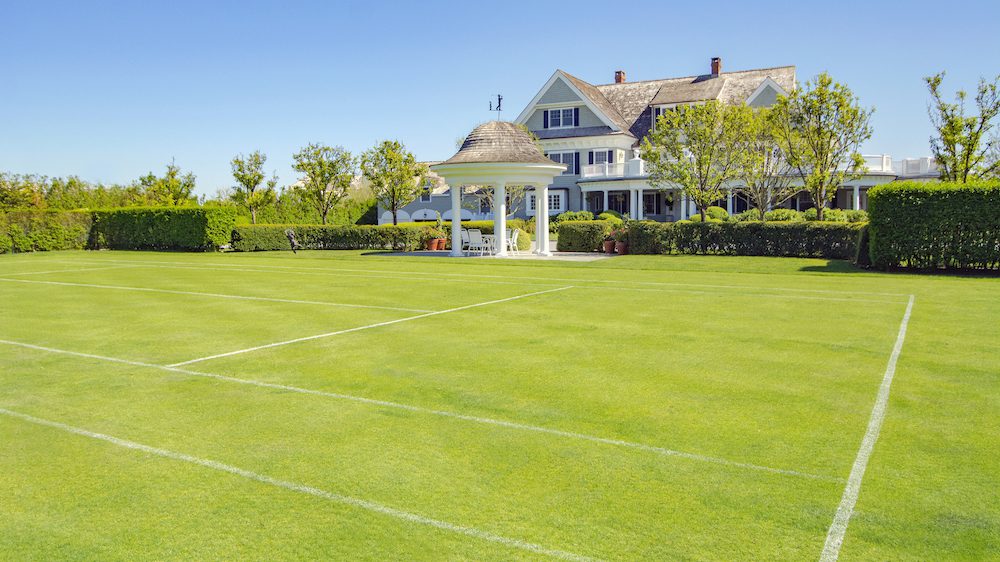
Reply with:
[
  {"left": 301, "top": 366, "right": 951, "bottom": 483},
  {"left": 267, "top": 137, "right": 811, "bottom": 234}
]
[
  {"left": 613, "top": 228, "right": 629, "bottom": 255},
  {"left": 602, "top": 232, "right": 615, "bottom": 254},
  {"left": 422, "top": 227, "right": 446, "bottom": 250}
]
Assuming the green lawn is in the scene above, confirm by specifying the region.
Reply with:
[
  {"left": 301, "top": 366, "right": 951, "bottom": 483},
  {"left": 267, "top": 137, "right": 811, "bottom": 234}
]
[{"left": 0, "top": 250, "right": 996, "bottom": 561}]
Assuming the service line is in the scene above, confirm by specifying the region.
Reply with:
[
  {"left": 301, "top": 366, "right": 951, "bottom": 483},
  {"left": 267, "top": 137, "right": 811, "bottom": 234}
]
[{"left": 0, "top": 407, "right": 596, "bottom": 562}]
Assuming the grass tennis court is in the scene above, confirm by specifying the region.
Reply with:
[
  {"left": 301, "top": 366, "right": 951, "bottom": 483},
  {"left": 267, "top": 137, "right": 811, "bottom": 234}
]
[{"left": 1, "top": 250, "right": 997, "bottom": 560}]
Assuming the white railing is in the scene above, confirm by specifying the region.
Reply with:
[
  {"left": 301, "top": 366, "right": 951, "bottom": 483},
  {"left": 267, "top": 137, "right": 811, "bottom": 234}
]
[
  {"left": 862, "top": 154, "right": 893, "bottom": 172},
  {"left": 892, "top": 157, "right": 938, "bottom": 177},
  {"left": 581, "top": 162, "right": 625, "bottom": 178}
]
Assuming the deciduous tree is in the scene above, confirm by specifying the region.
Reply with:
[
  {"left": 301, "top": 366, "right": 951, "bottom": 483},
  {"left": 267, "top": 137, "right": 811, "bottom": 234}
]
[
  {"left": 360, "top": 140, "right": 427, "bottom": 225},
  {"left": 925, "top": 72, "right": 1000, "bottom": 182},
  {"left": 292, "top": 143, "right": 355, "bottom": 225},
  {"left": 230, "top": 151, "right": 277, "bottom": 224},
  {"left": 772, "top": 73, "right": 873, "bottom": 220},
  {"left": 641, "top": 101, "right": 749, "bottom": 221},
  {"left": 735, "top": 107, "right": 797, "bottom": 220},
  {"left": 137, "top": 160, "right": 197, "bottom": 206}
]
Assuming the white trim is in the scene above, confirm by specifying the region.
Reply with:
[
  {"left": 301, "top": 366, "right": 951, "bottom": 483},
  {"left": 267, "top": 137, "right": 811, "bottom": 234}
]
[
  {"left": 546, "top": 107, "right": 576, "bottom": 129},
  {"left": 746, "top": 76, "right": 787, "bottom": 106},
  {"left": 0, "top": 407, "right": 593, "bottom": 562},
  {"left": 819, "top": 295, "right": 916, "bottom": 562},
  {"left": 514, "top": 71, "right": 622, "bottom": 131}
]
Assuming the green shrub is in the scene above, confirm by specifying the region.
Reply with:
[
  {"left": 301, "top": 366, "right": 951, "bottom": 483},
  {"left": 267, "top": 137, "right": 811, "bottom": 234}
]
[
  {"left": 0, "top": 230, "right": 10, "bottom": 254},
  {"left": 687, "top": 214, "right": 724, "bottom": 223},
  {"left": 706, "top": 206, "right": 729, "bottom": 220},
  {"left": 868, "top": 180, "right": 1000, "bottom": 270},
  {"left": 854, "top": 224, "right": 872, "bottom": 267},
  {"left": 231, "top": 224, "right": 425, "bottom": 252},
  {"left": 628, "top": 221, "right": 673, "bottom": 254},
  {"left": 734, "top": 209, "right": 764, "bottom": 222},
  {"left": 764, "top": 208, "right": 804, "bottom": 222},
  {"left": 627, "top": 221, "right": 862, "bottom": 258},
  {"left": 844, "top": 209, "right": 869, "bottom": 223},
  {"left": 804, "top": 207, "right": 848, "bottom": 222},
  {"left": 556, "top": 220, "right": 612, "bottom": 252},
  {"left": 597, "top": 212, "right": 624, "bottom": 228},
  {"left": 554, "top": 210, "right": 594, "bottom": 222},
  {"left": 88, "top": 207, "right": 236, "bottom": 251},
  {"left": 0, "top": 210, "right": 92, "bottom": 253}
]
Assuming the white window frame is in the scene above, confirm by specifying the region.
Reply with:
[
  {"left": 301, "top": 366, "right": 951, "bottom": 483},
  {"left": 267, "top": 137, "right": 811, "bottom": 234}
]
[
  {"left": 548, "top": 107, "right": 576, "bottom": 129},
  {"left": 651, "top": 104, "right": 679, "bottom": 132},
  {"left": 419, "top": 180, "right": 433, "bottom": 202},
  {"left": 547, "top": 151, "right": 576, "bottom": 175},
  {"left": 548, "top": 192, "right": 564, "bottom": 213},
  {"left": 592, "top": 150, "right": 609, "bottom": 165},
  {"left": 527, "top": 190, "right": 566, "bottom": 215}
]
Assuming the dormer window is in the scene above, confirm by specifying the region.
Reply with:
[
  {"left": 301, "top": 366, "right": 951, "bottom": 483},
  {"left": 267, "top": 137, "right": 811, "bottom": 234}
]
[
  {"left": 651, "top": 104, "right": 678, "bottom": 132},
  {"left": 543, "top": 107, "right": 579, "bottom": 129}
]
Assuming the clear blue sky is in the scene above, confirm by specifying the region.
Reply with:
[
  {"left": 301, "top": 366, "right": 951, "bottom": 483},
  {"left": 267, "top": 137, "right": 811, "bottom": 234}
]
[{"left": 2, "top": 0, "right": 997, "bottom": 196}]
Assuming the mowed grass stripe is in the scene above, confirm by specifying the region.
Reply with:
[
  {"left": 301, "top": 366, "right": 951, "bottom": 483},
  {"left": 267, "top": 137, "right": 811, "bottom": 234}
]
[
  {"left": 0, "top": 338, "right": 837, "bottom": 481},
  {"left": 49, "top": 255, "right": 911, "bottom": 298},
  {"left": 0, "top": 265, "right": 139, "bottom": 277},
  {"left": 0, "top": 277, "right": 434, "bottom": 313},
  {"left": 167, "top": 286, "right": 574, "bottom": 367},
  {"left": 0, "top": 407, "right": 598, "bottom": 562},
  {"left": 51, "top": 257, "right": 908, "bottom": 304}
]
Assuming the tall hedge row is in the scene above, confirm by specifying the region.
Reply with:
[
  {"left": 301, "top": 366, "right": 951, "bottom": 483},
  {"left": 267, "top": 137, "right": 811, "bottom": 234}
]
[
  {"left": 89, "top": 207, "right": 237, "bottom": 251},
  {"left": 867, "top": 181, "right": 1000, "bottom": 270},
  {"left": 1, "top": 210, "right": 92, "bottom": 253},
  {"left": 556, "top": 220, "right": 613, "bottom": 252},
  {"left": 231, "top": 224, "right": 426, "bottom": 252},
  {"left": 627, "top": 221, "right": 864, "bottom": 259}
]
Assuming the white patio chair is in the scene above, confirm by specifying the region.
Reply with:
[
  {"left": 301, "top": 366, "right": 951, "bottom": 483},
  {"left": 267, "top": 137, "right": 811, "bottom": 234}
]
[
  {"left": 507, "top": 229, "right": 521, "bottom": 256},
  {"left": 460, "top": 229, "right": 471, "bottom": 253},
  {"left": 466, "top": 229, "right": 491, "bottom": 256}
]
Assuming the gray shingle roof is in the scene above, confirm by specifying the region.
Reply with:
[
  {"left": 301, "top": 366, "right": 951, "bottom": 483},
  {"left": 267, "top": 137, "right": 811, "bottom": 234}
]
[{"left": 441, "top": 121, "right": 553, "bottom": 165}]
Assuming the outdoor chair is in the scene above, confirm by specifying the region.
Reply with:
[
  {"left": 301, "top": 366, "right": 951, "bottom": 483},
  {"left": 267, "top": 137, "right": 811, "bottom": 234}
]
[
  {"left": 460, "top": 229, "right": 471, "bottom": 253},
  {"left": 466, "top": 229, "right": 491, "bottom": 256},
  {"left": 507, "top": 229, "right": 521, "bottom": 256}
]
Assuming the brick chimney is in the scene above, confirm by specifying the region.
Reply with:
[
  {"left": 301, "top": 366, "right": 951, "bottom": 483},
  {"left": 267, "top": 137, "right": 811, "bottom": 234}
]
[
  {"left": 711, "top": 57, "right": 722, "bottom": 76},
  {"left": 615, "top": 70, "right": 626, "bottom": 84}
]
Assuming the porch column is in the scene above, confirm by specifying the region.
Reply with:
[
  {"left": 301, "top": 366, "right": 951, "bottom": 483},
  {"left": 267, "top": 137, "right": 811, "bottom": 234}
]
[
  {"left": 637, "top": 188, "right": 644, "bottom": 219},
  {"left": 602, "top": 190, "right": 609, "bottom": 213},
  {"left": 449, "top": 184, "right": 463, "bottom": 257},
  {"left": 535, "top": 186, "right": 551, "bottom": 256},
  {"left": 493, "top": 182, "right": 507, "bottom": 257},
  {"left": 679, "top": 192, "right": 687, "bottom": 220},
  {"left": 853, "top": 186, "right": 861, "bottom": 210},
  {"left": 726, "top": 190, "right": 733, "bottom": 215}
]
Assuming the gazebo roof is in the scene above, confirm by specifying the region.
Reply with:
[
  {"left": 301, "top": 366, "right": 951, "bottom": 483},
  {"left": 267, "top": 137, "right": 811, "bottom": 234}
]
[{"left": 441, "top": 121, "right": 554, "bottom": 166}]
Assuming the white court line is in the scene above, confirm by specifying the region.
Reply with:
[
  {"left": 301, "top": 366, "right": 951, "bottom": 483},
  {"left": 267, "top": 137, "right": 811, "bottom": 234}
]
[
  {"left": 0, "top": 265, "right": 136, "bottom": 277},
  {"left": 0, "top": 277, "right": 433, "bottom": 314},
  {"left": 819, "top": 294, "right": 915, "bottom": 562},
  {"left": 167, "top": 286, "right": 573, "bottom": 367},
  {"left": 0, "top": 338, "right": 839, "bottom": 482},
  {"left": 53, "top": 258, "right": 910, "bottom": 305},
  {"left": 0, "top": 408, "right": 596, "bottom": 562}
]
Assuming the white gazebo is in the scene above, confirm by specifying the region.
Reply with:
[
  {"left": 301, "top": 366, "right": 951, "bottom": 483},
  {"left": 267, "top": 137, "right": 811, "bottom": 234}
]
[{"left": 431, "top": 121, "right": 566, "bottom": 257}]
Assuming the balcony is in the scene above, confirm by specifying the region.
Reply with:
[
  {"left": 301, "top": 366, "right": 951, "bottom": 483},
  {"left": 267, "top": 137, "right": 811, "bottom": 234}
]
[
  {"left": 892, "top": 157, "right": 938, "bottom": 178},
  {"left": 580, "top": 159, "right": 646, "bottom": 179}
]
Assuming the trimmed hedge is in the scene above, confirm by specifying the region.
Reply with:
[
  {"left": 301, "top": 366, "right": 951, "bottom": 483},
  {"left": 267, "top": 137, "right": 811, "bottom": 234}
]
[
  {"left": 868, "top": 181, "right": 1000, "bottom": 270},
  {"left": 627, "top": 221, "right": 864, "bottom": 259},
  {"left": 1, "top": 210, "right": 92, "bottom": 253},
  {"left": 556, "top": 220, "right": 612, "bottom": 252},
  {"left": 231, "top": 224, "right": 426, "bottom": 252},
  {"left": 89, "top": 207, "right": 237, "bottom": 251}
]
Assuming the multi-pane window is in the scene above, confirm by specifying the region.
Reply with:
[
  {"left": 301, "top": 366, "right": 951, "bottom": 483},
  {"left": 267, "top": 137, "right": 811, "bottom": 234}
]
[
  {"left": 419, "top": 180, "right": 432, "bottom": 202},
  {"left": 592, "top": 150, "right": 609, "bottom": 165},
  {"left": 548, "top": 108, "right": 575, "bottom": 128},
  {"left": 548, "top": 152, "right": 575, "bottom": 175},
  {"left": 548, "top": 192, "right": 563, "bottom": 212}
]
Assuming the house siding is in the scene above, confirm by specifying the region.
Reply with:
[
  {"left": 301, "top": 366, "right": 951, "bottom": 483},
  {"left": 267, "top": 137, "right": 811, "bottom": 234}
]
[
  {"left": 538, "top": 78, "right": 580, "bottom": 104},
  {"left": 748, "top": 84, "right": 780, "bottom": 107}
]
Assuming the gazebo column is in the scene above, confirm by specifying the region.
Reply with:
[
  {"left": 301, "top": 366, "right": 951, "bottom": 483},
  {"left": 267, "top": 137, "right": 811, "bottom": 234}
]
[
  {"left": 493, "top": 182, "right": 507, "bottom": 257},
  {"left": 449, "top": 183, "right": 463, "bottom": 257},
  {"left": 726, "top": 190, "right": 733, "bottom": 215},
  {"left": 853, "top": 186, "right": 861, "bottom": 210},
  {"left": 535, "top": 185, "right": 551, "bottom": 256}
]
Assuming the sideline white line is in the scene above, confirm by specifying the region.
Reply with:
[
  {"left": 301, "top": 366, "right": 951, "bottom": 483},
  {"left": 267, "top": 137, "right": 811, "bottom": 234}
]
[
  {"left": 819, "top": 294, "right": 915, "bottom": 562},
  {"left": 54, "top": 258, "right": 910, "bottom": 305},
  {"left": 167, "top": 286, "right": 573, "bottom": 367},
  {"left": 0, "top": 338, "right": 838, "bottom": 482},
  {"left": 0, "top": 408, "right": 596, "bottom": 562},
  {"left": 0, "top": 277, "right": 433, "bottom": 314},
  {"left": 50, "top": 256, "right": 911, "bottom": 298},
  {"left": 0, "top": 265, "right": 136, "bottom": 277}
]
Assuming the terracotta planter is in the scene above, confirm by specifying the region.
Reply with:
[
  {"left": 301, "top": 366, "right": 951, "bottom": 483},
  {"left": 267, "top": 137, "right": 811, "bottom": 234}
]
[
  {"left": 424, "top": 239, "right": 438, "bottom": 251},
  {"left": 435, "top": 238, "right": 447, "bottom": 250},
  {"left": 615, "top": 241, "right": 629, "bottom": 255},
  {"left": 603, "top": 240, "right": 615, "bottom": 254}
]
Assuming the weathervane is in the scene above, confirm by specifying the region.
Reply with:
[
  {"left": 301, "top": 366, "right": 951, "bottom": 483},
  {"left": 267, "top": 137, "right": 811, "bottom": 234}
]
[{"left": 489, "top": 94, "right": 503, "bottom": 120}]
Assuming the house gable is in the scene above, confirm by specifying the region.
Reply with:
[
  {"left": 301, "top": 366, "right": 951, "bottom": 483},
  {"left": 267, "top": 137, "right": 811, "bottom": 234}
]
[
  {"left": 515, "top": 71, "right": 626, "bottom": 133},
  {"left": 746, "top": 77, "right": 788, "bottom": 108},
  {"left": 538, "top": 78, "right": 581, "bottom": 105}
]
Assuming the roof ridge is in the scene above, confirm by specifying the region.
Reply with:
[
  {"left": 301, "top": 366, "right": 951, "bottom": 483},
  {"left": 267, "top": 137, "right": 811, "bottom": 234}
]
[{"left": 593, "top": 65, "right": 796, "bottom": 87}]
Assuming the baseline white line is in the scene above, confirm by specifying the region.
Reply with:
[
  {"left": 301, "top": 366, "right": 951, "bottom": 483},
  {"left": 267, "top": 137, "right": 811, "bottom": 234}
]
[
  {"left": 167, "top": 286, "right": 573, "bottom": 367},
  {"left": 0, "top": 265, "right": 137, "bottom": 277},
  {"left": 819, "top": 294, "right": 915, "bottom": 562},
  {"left": 0, "top": 277, "right": 433, "bottom": 314},
  {"left": 0, "top": 338, "right": 839, "bottom": 482},
  {"left": 0, "top": 408, "right": 596, "bottom": 562},
  {"left": 55, "top": 258, "right": 909, "bottom": 305},
  {"left": 50, "top": 256, "right": 910, "bottom": 297}
]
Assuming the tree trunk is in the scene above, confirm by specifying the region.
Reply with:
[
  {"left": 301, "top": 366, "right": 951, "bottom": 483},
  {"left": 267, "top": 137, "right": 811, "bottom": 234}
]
[
  {"left": 700, "top": 206, "right": 707, "bottom": 221},
  {"left": 320, "top": 209, "right": 328, "bottom": 225},
  {"left": 392, "top": 209, "right": 398, "bottom": 225},
  {"left": 250, "top": 208, "right": 257, "bottom": 225},
  {"left": 757, "top": 206, "right": 766, "bottom": 221}
]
